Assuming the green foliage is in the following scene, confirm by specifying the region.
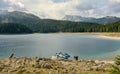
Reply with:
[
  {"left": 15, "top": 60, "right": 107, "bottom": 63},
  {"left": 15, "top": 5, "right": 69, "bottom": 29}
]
[
  {"left": 0, "top": 20, "right": 120, "bottom": 34},
  {"left": 109, "top": 56, "right": 120, "bottom": 74},
  {"left": 0, "top": 23, "right": 33, "bottom": 34},
  {"left": 30, "top": 20, "right": 120, "bottom": 33},
  {"left": 115, "top": 56, "right": 120, "bottom": 66}
]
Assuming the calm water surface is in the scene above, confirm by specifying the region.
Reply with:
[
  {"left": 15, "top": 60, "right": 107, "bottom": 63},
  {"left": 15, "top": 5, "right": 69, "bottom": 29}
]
[{"left": 0, "top": 34, "right": 120, "bottom": 59}]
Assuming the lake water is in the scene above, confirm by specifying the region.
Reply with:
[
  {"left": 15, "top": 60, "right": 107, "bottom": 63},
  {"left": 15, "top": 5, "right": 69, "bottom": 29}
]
[{"left": 0, "top": 34, "right": 120, "bottom": 60}]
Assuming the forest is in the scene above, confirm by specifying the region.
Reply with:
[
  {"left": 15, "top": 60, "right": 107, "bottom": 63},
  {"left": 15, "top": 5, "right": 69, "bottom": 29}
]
[
  {"left": 0, "top": 20, "right": 120, "bottom": 34},
  {"left": 0, "top": 23, "right": 32, "bottom": 34}
]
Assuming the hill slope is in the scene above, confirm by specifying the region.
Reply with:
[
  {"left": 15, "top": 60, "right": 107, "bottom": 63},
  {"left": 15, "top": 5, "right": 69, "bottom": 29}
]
[
  {"left": 0, "top": 11, "right": 40, "bottom": 24},
  {"left": 0, "top": 11, "right": 100, "bottom": 33},
  {"left": 0, "top": 11, "right": 119, "bottom": 34}
]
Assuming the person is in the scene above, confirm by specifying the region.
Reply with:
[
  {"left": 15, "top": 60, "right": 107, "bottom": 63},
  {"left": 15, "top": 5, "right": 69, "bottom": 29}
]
[
  {"left": 9, "top": 53, "right": 14, "bottom": 59},
  {"left": 74, "top": 56, "right": 78, "bottom": 60}
]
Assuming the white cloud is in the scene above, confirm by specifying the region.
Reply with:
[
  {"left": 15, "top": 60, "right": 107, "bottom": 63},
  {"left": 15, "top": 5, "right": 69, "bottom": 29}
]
[
  {"left": 0, "top": 0, "right": 26, "bottom": 12},
  {"left": 110, "top": 0, "right": 120, "bottom": 2},
  {"left": 1, "top": 0, "right": 120, "bottom": 19},
  {"left": 22, "top": 0, "right": 68, "bottom": 19}
]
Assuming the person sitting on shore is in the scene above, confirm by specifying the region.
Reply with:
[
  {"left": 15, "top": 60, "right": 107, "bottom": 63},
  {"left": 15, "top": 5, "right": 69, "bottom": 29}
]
[{"left": 9, "top": 53, "right": 14, "bottom": 59}]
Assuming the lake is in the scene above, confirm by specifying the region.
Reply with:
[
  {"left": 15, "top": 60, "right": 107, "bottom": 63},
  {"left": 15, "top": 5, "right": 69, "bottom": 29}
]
[{"left": 0, "top": 34, "right": 120, "bottom": 60}]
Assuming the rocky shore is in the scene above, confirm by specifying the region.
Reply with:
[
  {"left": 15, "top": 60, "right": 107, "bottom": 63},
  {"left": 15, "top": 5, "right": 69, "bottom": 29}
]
[{"left": 0, "top": 57, "right": 114, "bottom": 74}]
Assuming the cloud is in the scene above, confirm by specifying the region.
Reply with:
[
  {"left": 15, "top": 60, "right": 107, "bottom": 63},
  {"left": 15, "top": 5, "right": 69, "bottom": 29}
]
[
  {"left": 1, "top": 0, "right": 120, "bottom": 19},
  {"left": 0, "top": 0, "right": 26, "bottom": 11},
  {"left": 64, "top": 0, "right": 120, "bottom": 18},
  {"left": 20, "top": 0, "right": 70, "bottom": 19},
  {"left": 110, "top": 0, "right": 120, "bottom": 2},
  {"left": 52, "top": 0, "right": 71, "bottom": 3},
  {"left": 108, "top": 1, "right": 120, "bottom": 15}
]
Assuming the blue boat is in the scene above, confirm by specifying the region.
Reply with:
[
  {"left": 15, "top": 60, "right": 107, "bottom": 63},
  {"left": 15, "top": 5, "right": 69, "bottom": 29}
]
[{"left": 57, "top": 52, "right": 70, "bottom": 59}]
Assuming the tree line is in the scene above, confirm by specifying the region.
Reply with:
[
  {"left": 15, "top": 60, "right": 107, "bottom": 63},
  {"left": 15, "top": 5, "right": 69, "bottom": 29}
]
[
  {"left": 0, "top": 20, "right": 120, "bottom": 34},
  {"left": 0, "top": 23, "right": 32, "bottom": 34}
]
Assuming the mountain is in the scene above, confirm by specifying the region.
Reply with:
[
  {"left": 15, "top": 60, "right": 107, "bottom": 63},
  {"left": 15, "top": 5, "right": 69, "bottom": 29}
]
[
  {"left": 63, "top": 15, "right": 96, "bottom": 22},
  {"left": 63, "top": 15, "right": 120, "bottom": 24},
  {"left": 0, "top": 10, "right": 8, "bottom": 14},
  {"left": 0, "top": 11, "right": 40, "bottom": 24},
  {"left": 0, "top": 11, "right": 100, "bottom": 33},
  {"left": 0, "top": 11, "right": 42, "bottom": 33},
  {"left": 0, "top": 11, "right": 119, "bottom": 34}
]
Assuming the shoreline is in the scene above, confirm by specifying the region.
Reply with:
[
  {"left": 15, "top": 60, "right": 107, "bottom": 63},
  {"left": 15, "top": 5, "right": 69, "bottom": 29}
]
[
  {"left": 51, "top": 32, "right": 120, "bottom": 40},
  {"left": 96, "top": 33, "right": 120, "bottom": 40},
  {"left": 0, "top": 57, "right": 114, "bottom": 64},
  {"left": 98, "top": 35, "right": 120, "bottom": 40},
  {"left": 0, "top": 57, "right": 114, "bottom": 74}
]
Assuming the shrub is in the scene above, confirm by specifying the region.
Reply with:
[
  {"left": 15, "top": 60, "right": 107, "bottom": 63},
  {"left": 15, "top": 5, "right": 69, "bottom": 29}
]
[{"left": 109, "top": 56, "right": 120, "bottom": 74}]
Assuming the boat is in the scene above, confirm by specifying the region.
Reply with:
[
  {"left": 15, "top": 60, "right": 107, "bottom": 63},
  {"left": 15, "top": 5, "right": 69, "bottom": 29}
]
[{"left": 51, "top": 52, "right": 70, "bottom": 59}]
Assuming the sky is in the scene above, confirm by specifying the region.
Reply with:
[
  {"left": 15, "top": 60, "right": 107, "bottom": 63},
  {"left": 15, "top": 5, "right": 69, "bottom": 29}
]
[{"left": 0, "top": 0, "right": 120, "bottom": 19}]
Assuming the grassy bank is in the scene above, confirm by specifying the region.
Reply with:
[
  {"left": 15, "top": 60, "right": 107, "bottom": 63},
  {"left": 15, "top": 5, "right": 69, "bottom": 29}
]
[{"left": 0, "top": 57, "right": 113, "bottom": 74}]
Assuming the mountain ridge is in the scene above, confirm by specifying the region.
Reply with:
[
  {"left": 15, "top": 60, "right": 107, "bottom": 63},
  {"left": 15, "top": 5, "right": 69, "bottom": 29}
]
[
  {"left": 0, "top": 11, "right": 120, "bottom": 34},
  {"left": 0, "top": 11, "right": 40, "bottom": 24},
  {"left": 63, "top": 15, "right": 120, "bottom": 24}
]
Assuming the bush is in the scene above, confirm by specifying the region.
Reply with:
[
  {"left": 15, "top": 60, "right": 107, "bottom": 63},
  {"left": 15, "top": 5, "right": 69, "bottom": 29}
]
[{"left": 109, "top": 56, "right": 120, "bottom": 74}]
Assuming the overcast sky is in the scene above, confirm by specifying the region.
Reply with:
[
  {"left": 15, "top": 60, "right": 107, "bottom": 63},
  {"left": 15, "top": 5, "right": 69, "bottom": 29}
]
[{"left": 0, "top": 0, "right": 120, "bottom": 19}]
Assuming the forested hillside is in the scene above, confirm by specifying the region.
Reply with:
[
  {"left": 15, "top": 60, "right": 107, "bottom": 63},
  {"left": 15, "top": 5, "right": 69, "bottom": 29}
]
[
  {"left": 0, "top": 23, "right": 33, "bottom": 34},
  {"left": 0, "top": 11, "right": 120, "bottom": 34},
  {"left": 26, "top": 19, "right": 100, "bottom": 33},
  {"left": 95, "top": 21, "right": 120, "bottom": 32},
  {"left": 0, "top": 20, "right": 119, "bottom": 34},
  {"left": 24, "top": 19, "right": 120, "bottom": 33}
]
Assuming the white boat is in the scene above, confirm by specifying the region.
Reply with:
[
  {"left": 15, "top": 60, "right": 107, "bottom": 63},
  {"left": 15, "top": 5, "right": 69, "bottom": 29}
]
[{"left": 51, "top": 52, "right": 70, "bottom": 60}]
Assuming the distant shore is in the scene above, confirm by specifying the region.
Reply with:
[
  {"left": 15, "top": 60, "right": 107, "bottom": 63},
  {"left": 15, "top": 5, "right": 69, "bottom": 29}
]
[
  {"left": 56, "top": 32, "right": 120, "bottom": 40},
  {"left": 97, "top": 33, "right": 120, "bottom": 40},
  {"left": 99, "top": 35, "right": 120, "bottom": 40},
  {"left": 2, "top": 32, "right": 120, "bottom": 40}
]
